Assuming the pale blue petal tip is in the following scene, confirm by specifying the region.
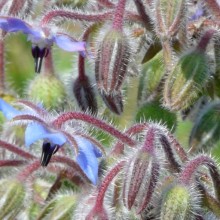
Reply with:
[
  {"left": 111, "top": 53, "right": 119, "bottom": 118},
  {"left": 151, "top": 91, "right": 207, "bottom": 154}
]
[
  {"left": 75, "top": 136, "right": 100, "bottom": 185},
  {"left": 0, "top": 17, "right": 33, "bottom": 34},
  {"left": 77, "top": 153, "right": 98, "bottom": 185},
  {"left": 0, "top": 98, "right": 20, "bottom": 120},
  {"left": 54, "top": 34, "right": 86, "bottom": 52}
]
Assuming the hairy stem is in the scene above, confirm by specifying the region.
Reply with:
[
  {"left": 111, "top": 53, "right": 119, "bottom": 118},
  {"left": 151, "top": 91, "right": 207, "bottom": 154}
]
[
  {"left": 112, "top": 0, "right": 127, "bottom": 31},
  {"left": 52, "top": 112, "right": 136, "bottom": 146}
]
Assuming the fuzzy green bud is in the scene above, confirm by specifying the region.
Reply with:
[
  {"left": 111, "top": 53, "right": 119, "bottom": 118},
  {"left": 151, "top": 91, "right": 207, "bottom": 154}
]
[
  {"left": 0, "top": 179, "right": 26, "bottom": 219},
  {"left": 163, "top": 51, "right": 209, "bottom": 111},
  {"left": 27, "top": 74, "right": 66, "bottom": 110},
  {"left": 189, "top": 102, "right": 220, "bottom": 151},
  {"left": 139, "top": 50, "right": 165, "bottom": 101},
  {"left": 37, "top": 193, "right": 77, "bottom": 220},
  {"left": 159, "top": 184, "right": 197, "bottom": 220}
]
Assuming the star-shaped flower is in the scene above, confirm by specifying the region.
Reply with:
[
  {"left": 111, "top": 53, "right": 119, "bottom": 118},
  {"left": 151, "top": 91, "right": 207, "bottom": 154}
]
[
  {"left": 0, "top": 98, "right": 102, "bottom": 185},
  {"left": 0, "top": 16, "right": 86, "bottom": 73}
]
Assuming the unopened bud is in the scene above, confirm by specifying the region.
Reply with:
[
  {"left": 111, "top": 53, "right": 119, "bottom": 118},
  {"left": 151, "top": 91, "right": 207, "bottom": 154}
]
[
  {"left": 123, "top": 149, "right": 159, "bottom": 213},
  {"left": 159, "top": 184, "right": 198, "bottom": 220},
  {"left": 0, "top": 179, "right": 26, "bottom": 219},
  {"left": 37, "top": 193, "right": 77, "bottom": 220},
  {"left": 100, "top": 91, "right": 123, "bottom": 115},
  {"left": 95, "top": 29, "right": 130, "bottom": 95},
  {"left": 139, "top": 51, "right": 165, "bottom": 101},
  {"left": 73, "top": 75, "right": 98, "bottom": 114},
  {"left": 189, "top": 102, "right": 220, "bottom": 151},
  {"left": 163, "top": 51, "right": 208, "bottom": 110},
  {"left": 27, "top": 74, "right": 66, "bottom": 110}
]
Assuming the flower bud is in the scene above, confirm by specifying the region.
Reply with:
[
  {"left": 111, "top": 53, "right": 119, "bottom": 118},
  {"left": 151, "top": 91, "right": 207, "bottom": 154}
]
[
  {"left": 189, "top": 102, "right": 220, "bottom": 152},
  {"left": 139, "top": 51, "right": 165, "bottom": 102},
  {"left": 0, "top": 179, "right": 26, "bottom": 219},
  {"left": 73, "top": 75, "right": 98, "bottom": 114},
  {"left": 159, "top": 184, "right": 198, "bottom": 220},
  {"left": 123, "top": 149, "right": 159, "bottom": 213},
  {"left": 27, "top": 74, "right": 66, "bottom": 110},
  {"left": 37, "top": 193, "right": 77, "bottom": 220},
  {"left": 95, "top": 29, "right": 130, "bottom": 94},
  {"left": 163, "top": 51, "right": 208, "bottom": 111},
  {"left": 100, "top": 91, "right": 123, "bottom": 115}
]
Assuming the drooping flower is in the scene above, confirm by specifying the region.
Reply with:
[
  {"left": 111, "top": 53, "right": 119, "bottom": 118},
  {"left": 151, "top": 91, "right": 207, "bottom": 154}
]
[
  {"left": 0, "top": 98, "right": 102, "bottom": 185},
  {"left": 0, "top": 16, "right": 86, "bottom": 73}
]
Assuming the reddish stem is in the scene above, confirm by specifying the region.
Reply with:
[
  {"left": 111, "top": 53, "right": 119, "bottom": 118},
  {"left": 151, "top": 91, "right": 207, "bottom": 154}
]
[
  {"left": 90, "top": 161, "right": 126, "bottom": 213},
  {"left": 112, "top": 0, "right": 127, "bottom": 31},
  {"left": 78, "top": 55, "right": 86, "bottom": 80},
  {"left": 41, "top": 10, "right": 114, "bottom": 26},
  {"left": 8, "top": 0, "right": 27, "bottom": 15},
  {"left": 196, "top": 29, "right": 216, "bottom": 52},
  {"left": 98, "top": 0, "right": 115, "bottom": 8},
  {"left": 179, "top": 155, "right": 220, "bottom": 201},
  {"left": 16, "top": 159, "right": 41, "bottom": 181},
  {"left": 0, "top": 139, "right": 35, "bottom": 159},
  {"left": 51, "top": 155, "right": 90, "bottom": 183},
  {"left": 52, "top": 112, "right": 136, "bottom": 147},
  {"left": 205, "top": 0, "right": 220, "bottom": 19},
  {"left": 43, "top": 51, "right": 55, "bottom": 75},
  {"left": 0, "top": 159, "right": 27, "bottom": 167},
  {"left": 142, "top": 126, "right": 156, "bottom": 154},
  {"left": 111, "top": 123, "right": 148, "bottom": 155},
  {"left": 40, "top": 9, "right": 142, "bottom": 26}
]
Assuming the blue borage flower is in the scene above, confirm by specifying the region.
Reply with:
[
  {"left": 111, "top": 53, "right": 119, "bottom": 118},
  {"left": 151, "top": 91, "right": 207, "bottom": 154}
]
[
  {"left": 0, "top": 98, "right": 102, "bottom": 185},
  {"left": 0, "top": 16, "right": 86, "bottom": 73}
]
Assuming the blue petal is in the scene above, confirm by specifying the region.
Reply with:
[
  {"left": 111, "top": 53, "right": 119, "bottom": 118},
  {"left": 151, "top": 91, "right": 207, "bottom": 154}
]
[
  {"left": 0, "top": 98, "right": 20, "bottom": 120},
  {"left": 0, "top": 17, "right": 33, "bottom": 34},
  {"left": 75, "top": 136, "right": 100, "bottom": 185},
  {"left": 25, "top": 123, "right": 67, "bottom": 147},
  {"left": 54, "top": 34, "right": 86, "bottom": 55}
]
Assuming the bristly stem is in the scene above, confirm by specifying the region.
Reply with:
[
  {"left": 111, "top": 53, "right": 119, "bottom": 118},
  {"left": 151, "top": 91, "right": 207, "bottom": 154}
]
[
  {"left": 0, "top": 39, "right": 5, "bottom": 93},
  {"left": 112, "top": 0, "right": 127, "bottom": 31},
  {"left": 142, "top": 126, "right": 156, "bottom": 154},
  {"left": 41, "top": 10, "right": 114, "bottom": 26},
  {"left": 111, "top": 123, "right": 148, "bottom": 155},
  {"left": 0, "top": 139, "right": 35, "bottom": 159},
  {"left": 134, "top": 0, "right": 152, "bottom": 31},
  {"left": 205, "top": 0, "right": 220, "bottom": 19},
  {"left": 97, "top": 161, "right": 125, "bottom": 206},
  {"left": 78, "top": 55, "right": 86, "bottom": 81},
  {"left": 16, "top": 160, "right": 41, "bottom": 181},
  {"left": 52, "top": 112, "right": 136, "bottom": 147},
  {"left": 86, "top": 161, "right": 126, "bottom": 219},
  {"left": 160, "top": 135, "right": 181, "bottom": 173},
  {"left": 8, "top": 0, "right": 27, "bottom": 16},
  {"left": 43, "top": 51, "right": 55, "bottom": 76},
  {"left": 0, "top": 159, "right": 27, "bottom": 167},
  {"left": 196, "top": 29, "right": 217, "bottom": 52},
  {"left": 98, "top": 0, "right": 115, "bottom": 8},
  {"left": 40, "top": 9, "right": 142, "bottom": 27},
  {"left": 179, "top": 155, "right": 220, "bottom": 201}
]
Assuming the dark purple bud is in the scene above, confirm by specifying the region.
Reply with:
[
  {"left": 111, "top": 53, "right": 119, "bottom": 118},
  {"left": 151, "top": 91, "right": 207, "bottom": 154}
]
[
  {"left": 73, "top": 75, "right": 98, "bottom": 114},
  {"left": 31, "top": 46, "right": 50, "bottom": 73},
  {"left": 100, "top": 91, "right": 123, "bottom": 115},
  {"left": 41, "top": 141, "right": 60, "bottom": 167}
]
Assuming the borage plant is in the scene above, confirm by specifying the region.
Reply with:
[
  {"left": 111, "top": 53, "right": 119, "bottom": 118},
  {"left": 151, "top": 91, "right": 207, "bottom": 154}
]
[{"left": 1, "top": 0, "right": 220, "bottom": 219}]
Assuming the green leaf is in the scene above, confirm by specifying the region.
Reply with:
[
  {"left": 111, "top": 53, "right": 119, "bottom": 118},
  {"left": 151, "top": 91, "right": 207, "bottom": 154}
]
[{"left": 136, "top": 101, "right": 177, "bottom": 131}]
